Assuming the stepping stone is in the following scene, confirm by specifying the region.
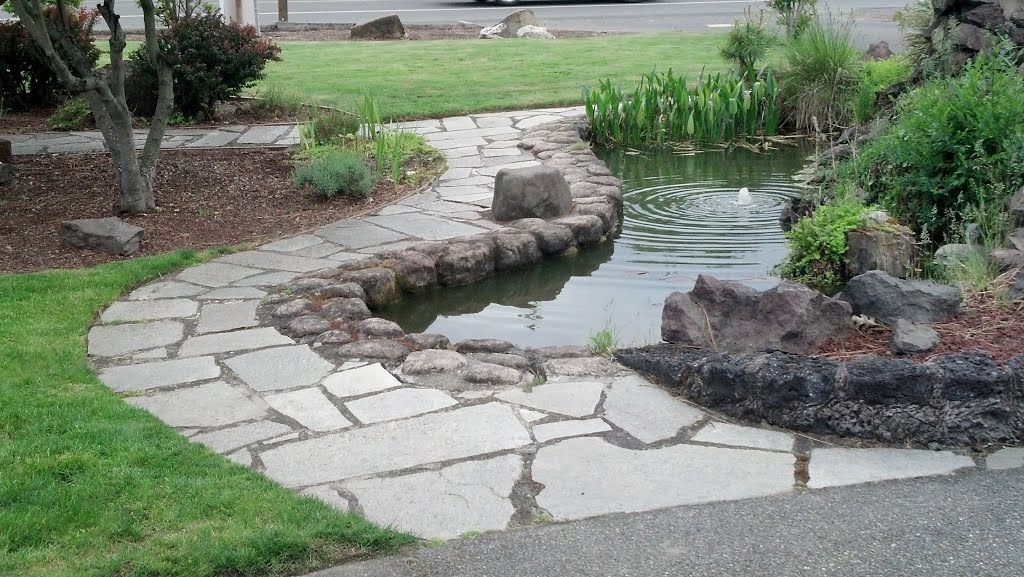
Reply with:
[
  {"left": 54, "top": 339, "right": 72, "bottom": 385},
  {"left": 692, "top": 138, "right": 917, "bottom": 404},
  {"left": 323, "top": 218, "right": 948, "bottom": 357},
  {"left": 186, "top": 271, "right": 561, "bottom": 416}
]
[
  {"left": 302, "top": 485, "right": 352, "bottom": 512},
  {"left": 196, "top": 300, "right": 260, "bottom": 334},
  {"left": 99, "top": 356, "right": 219, "bottom": 392},
  {"left": 497, "top": 381, "right": 603, "bottom": 418},
  {"left": 88, "top": 320, "right": 184, "bottom": 357},
  {"left": 261, "top": 235, "right": 323, "bottom": 252},
  {"left": 323, "top": 363, "right": 403, "bottom": 398},
  {"left": 197, "top": 287, "right": 267, "bottom": 300},
  {"left": 344, "top": 455, "right": 522, "bottom": 540},
  {"left": 315, "top": 221, "right": 409, "bottom": 250},
  {"left": 259, "top": 402, "right": 531, "bottom": 487},
  {"left": 363, "top": 213, "right": 489, "bottom": 242},
  {"left": 128, "top": 281, "right": 206, "bottom": 300},
  {"left": 345, "top": 388, "right": 458, "bottom": 424},
  {"left": 425, "top": 126, "right": 518, "bottom": 141},
  {"left": 178, "top": 327, "right": 292, "bottom": 357},
  {"left": 533, "top": 418, "right": 611, "bottom": 443},
  {"left": 133, "top": 348, "right": 168, "bottom": 360},
  {"left": 514, "top": 115, "right": 563, "bottom": 130},
  {"left": 987, "top": 448, "right": 1024, "bottom": 470},
  {"left": 218, "top": 250, "right": 337, "bottom": 273},
  {"left": 441, "top": 116, "right": 478, "bottom": 131},
  {"left": 426, "top": 137, "right": 488, "bottom": 150},
  {"left": 126, "top": 381, "right": 265, "bottom": 427},
  {"left": 807, "top": 448, "right": 976, "bottom": 489},
  {"left": 691, "top": 422, "right": 794, "bottom": 453},
  {"left": 519, "top": 409, "right": 547, "bottom": 422},
  {"left": 264, "top": 388, "right": 352, "bottom": 432},
  {"left": 177, "top": 262, "right": 262, "bottom": 287},
  {"left": 533, "top": 437, "right": 795, "bottom": 521},
  {"left": 235, "top": 125, "right": 291, "bottom": 144},
  {"left": 227, "top": 448, "right": 253, "bottom": 466},
  {"left": 101, "top": 298, "right": 198, "bottom": 323},
  {"left": 603, "top": 375, "right": 705, "bottom": 444},
  {"left": 225, "top": 345, "right": 334, "bottom": 392},
  {"left": 234, "top": 271, "right": 301, "bottom": 286},
  {"left": 478, "top": 160, "right": 541, "bottom": 177},
  {"left": 192, "top": 420, "right": 293, "bottom": 453}
]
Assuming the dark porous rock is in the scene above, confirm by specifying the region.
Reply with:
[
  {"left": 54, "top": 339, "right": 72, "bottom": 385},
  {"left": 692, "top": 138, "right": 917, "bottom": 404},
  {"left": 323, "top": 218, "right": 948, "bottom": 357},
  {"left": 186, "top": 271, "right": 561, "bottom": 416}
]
[
  {"left": 288, "top": 315, "right": 330, "bottom": 337},
  {"left": 492, "top": 165, "right": 572, "bottom": 222},
  {"left": 320, "top": 297, "right": 372, "bottom": 322},
  {"left": 336, "top": 339, "right": 411, "bottom": 362},
  {"left": 1009, "top": 354, "right": 1024, "bottom": 400},
  {"left": 962, "top": 3, "right": 1005, "bottom": 29},
  {"left": 845, "top": 227, "right": 916, "bottom": 279},
  {"left": 401, "top": 349, "right": 468, "bottom": 374},
  {"left": 950, "top": 22, "right": 995, "bottom": 52},
  {"left": 386, "top": 250, "right": 437, "bottom": 294},
  {"left": 751, "top": 352, "right": 839, "bottom": 412},
  {"left": 0, "top": 138, "right": 12, "bottom": 163},
  {"left": 575, "top": 201, "right": 618, "bottom": 234},
  {"left": 350, "top": 14, "right": 405, "bottom": 39},
  {"left": 890, "top": 319, "right": 940, "bottom": 354},
  {"left": 340, "top": 267, "right": 398, "bottom": 309},
  {"left": 838, "top": 270, "right": 961, "bottom": 325},
  {"left": 509, "top": 218, "right": 575, "bottom": 255},
  {"left": 551, "top": 214, "right": 604, "bottom": 246},
  {"left": 463, "top": 361, "right": 524, "bottom": 386},
  {"left": 315, "top": 329, "right": 354, "bottom": 345},
  {"left": 58, "top": 217, "right": 144, "bottom": 256},
  {"left": 1009, "top": 270, "right": 1024, "bottom": 301},
  {"left": 406, "top": 333, "right": 451, "bottom": 350},
  {"left": 1005, "top": 228, "right": 1024, "bottom": 252},
  {"left": 437, "top": 242, "right": 495, "bottom": 287},
  {"left": 274, "top": 298, "right": 313, "bottom": 318},
  {"left": 688, "top": 352, "right": 754, "bottom": 408},
  {"left": 846, "top": 356, "right": 937, "bottom": 405},
  {"left": 455, "top": 338, "right": 516, "bottom": 354},
  {"left": 466, "top": 352, "right": 532, "bottom": 371},
  {"left": 0, "top": 161, "right": 13, "bottom": 185},
  {"left": 491, "top": 232, "right": 543, "bottom": 271},
  {"left": 262, "top": 293, "right": 291, "bottom": 305},
  {"left": 778, "top": 197, "right": 816, "bottom": 233},
  {"left": 570, "top": 181, "right": 624, "bottom": 206},
  {"left": 936, "top": 352, "right": 1008, "bottom": 401},
  {"left": 990, "top": 248, "right": 1024, "bottom": 271},
  {"left": 661, "top": 275, "right": 854, "bottom": 355},
  {"left": 865, "top": 40, "right": 893, "bottom": 60},
  {"left": 1008, "top": 185, "right": 1024, "bottom": 227},
  {"left": 355, "top": 317, "right": 405, "bottom": 339}
]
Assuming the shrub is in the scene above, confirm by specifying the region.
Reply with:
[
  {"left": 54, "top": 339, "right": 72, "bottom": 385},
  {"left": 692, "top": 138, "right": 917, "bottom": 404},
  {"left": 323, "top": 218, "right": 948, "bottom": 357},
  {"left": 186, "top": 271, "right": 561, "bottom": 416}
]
[
  {"left": 47, "top": 97, "right": 93, "bottom": 130},
  {"left": 777, "top": 197, "right": 868, "bottom": 293},
  {"left": 0, "top": 7, "right": 99, "bottom": 110},
  {"left": 292, "top": 148, "right": 377, "bottom": 200},
  {"left": 779, "top": 13, "right": 861, "bottom": 132},
  {"left": 130, "top": 10, "right": 281, "bottom": 119},
  {"left": 766, "top": 0, "right": 816, "bottom": 38},
  {"left": 852, "top": 57, "right": 911, "bottom": 124},
  {"left": 312, "top": 111, "right": 361, "bottom": 144},
  {"left": 720, "top": 9, "right": 776, "bottom": 79}
]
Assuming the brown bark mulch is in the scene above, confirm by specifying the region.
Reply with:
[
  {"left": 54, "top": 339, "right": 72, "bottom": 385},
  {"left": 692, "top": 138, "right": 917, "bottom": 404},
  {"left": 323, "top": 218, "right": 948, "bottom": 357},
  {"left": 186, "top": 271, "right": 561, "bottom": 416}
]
[{"left": 0, "top": 148, "right": 418, "bottom": 275}]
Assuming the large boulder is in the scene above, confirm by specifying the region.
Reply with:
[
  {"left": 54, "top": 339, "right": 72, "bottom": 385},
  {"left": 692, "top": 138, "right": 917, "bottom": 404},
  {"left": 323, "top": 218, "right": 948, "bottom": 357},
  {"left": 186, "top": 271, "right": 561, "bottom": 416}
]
[
  {"left": 479, "top": 9, "right": 538, "bottom": 39},
  {"left": 838, "top": 270, "right": 961, "bottom": 325},
  {"left": 58, "top": 217, "right": 144, "bottom": 255},
  {"left": 350, "top": 15, "right": 405, "bottom": 40},
  {"left": 492, "top": 165, "right": 572, "bottom": 222},
  {"left": 845, "top": 226, "right": 915, "bottom": 278},
  {"left": 661, "top": 275, "right": 854, "bottom": 355}
]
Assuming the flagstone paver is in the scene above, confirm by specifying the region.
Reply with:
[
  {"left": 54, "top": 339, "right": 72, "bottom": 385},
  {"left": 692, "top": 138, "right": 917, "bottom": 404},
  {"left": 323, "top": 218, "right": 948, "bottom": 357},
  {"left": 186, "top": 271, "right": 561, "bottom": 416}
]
[
  {"left": 264, "top": 388, "right": 353, "bottom": 432},
  {"left": 496, "top": 381, "right": 604, "bottom": 418},
  {"left": 986, "top": 448, "right": 1024, "bottom": 469},
  {"left": 126, "top": 381, "right": 266, "bottom": 427},
  {"left": 196, "top": 300, "right": 260, "bottom": 334},
  {"left": 178, "top": 327, "right": 292, "bottom": 357},
  {"left": 127, "top": 281, "right": 207, "bottom": 300},
  {"left": 99, "top": 356, "right": 219, "bottom": 392},
  {"left": 100, "top": 298, "right": 198, "bottom": 322},
  {"left": 345, "top": 388, "right": 459, "bottom": 424},
  {"left": 88, "top": 320, "right": 184, "bottom": 357},
  {"left": 322, "top": 363, "right": 404, "bottom": 398},
  {"left": 225, "top": 345, "right": 334, "bottom": 392},
  {"left": 602, "top": 374, "right": 705, "bottom": 443},
  {"left": 691, "top": 421, "right": 795, "bottom": 453},
  {"left": 533, "top": 418, "right": 612, "bottom": 443},
  {"left": 176, "top": 262, "right": 261, "bottom": 287},
  {"left": 807, "top": 448, "right": 976, "bottom": 489},
  {"left": 192, "top": 420, "right": 294, "bottom": 453}
]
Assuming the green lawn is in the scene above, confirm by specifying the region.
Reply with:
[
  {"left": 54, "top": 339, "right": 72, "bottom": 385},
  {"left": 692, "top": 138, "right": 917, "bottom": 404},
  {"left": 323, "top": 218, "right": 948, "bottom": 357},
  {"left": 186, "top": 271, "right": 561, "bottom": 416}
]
[
  {"left": 0, "top": 251, "right": 413, "bottom": 577},
  {"left": 260, "top": 32, "right": 729, "bottom": 120}
]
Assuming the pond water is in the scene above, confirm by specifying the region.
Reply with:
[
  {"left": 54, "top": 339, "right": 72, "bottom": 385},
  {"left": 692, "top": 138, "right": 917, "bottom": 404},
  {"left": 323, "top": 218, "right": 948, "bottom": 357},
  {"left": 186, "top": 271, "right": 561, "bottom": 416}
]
[{"left": 377, "top": 143, "right": 811, "bottom": 348}]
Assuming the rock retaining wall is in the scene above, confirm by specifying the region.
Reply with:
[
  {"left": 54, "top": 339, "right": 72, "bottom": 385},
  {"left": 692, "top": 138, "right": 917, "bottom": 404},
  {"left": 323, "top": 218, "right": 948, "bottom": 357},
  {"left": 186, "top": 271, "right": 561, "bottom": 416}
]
[{"left": 615, "top": 344, "right": 1024, "bottom": 447}]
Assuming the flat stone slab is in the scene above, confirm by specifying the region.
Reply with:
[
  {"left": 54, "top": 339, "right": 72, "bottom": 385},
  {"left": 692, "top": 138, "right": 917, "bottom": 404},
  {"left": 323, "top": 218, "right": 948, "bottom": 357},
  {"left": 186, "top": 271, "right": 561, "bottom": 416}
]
[
  {"left": 345, "top": 388, "right": 458, "bottom": 424},
  {"left": 128, "top": 281, "right": 206, "bottom": 300},
  {"left": 88, "top": 320, "right": 184, "bottom": 357},
  {"left": 259, "top": 402, "right": 531, "bottom": 487},
  {"left": 496, "top": 381, "right": 604, "bottom": 417},
  {"left": 265, "top": 388, "right": 353, "bottom": 432},
  {"left": 603, "top": 375, "right": 705, "bottom": 444},
  {"left": 691, "top": 422, "right": 794, "bottom": 453},
  {"left": 235, "top": 271, "right": 301, "bottom": 286},
  {"left": 126, "top": 381, "right": 265, "bottom": 427},
  {"left": 101, "top": 298, "right": 198, "bottom": 323},
  {"left": 192, "top": 420, "right": 293, "bottom": 453},
  {"left": 301, "top": 485, "right": 352, "bottom": 512},
  {"left": 344, "top": 455, "right": 522, "bottom": 539},
  {"left": 235, "top": 124, "right": 291, "bottom": 144},
  {"left": 99, "top": 356, "right": 220, "bottom": 392},
  {"left": 261, "top": 235, "right": 324, "bottom": 252},
  {"left": 364, "top": 213, "right": 488, "bottom": 241},
  {"left": 987, "top": 448, "right": 1024, "bottom": 470},
  {"left": 217, "top": 250, "right": 337, "bottom": 272},
  {"left": 196, "top": 300, "right": 260, "bottom": 334},
  {"left": 807, "top": 448, "right": 975, "bottom": 489},
  {"left": 197, "top": 287, "right": 267, "bottom": 300},
  {"left": 533, "top": 418, "right": 611, "bottom": 443},
  {"left": 225, "top": 345, "right": 334, "bottom": 392},
  {"left": 315, "top": 221, "right": 409, "bottom": 250},
  {"left": 176, "top": 262, "right": 262, "bottom": 287},
  {"left": 178, "top": 327, "right": 293, "bottom": 357},
  {"left": 519, "top": 409, "right": 547, "bottom": 422},
  {"left": 322, "top": 363, "right": 403, "bottom": 398},
  {"left": 533, "top": 437, "right": 795, "bottom": 521}
]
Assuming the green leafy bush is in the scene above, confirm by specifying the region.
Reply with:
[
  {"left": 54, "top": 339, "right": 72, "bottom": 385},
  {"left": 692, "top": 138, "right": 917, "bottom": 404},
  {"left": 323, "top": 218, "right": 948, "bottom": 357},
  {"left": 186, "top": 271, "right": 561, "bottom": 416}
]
[
  {"left": 777, "top": 198, "right": 868, "bottom": 293},
  {"left": 0, "top": 7, "right": 99, "bottom": 110},
  {"left": 292, "top": 148, "right": 377, "bottom": 200},
  {"left": 766, "top": 0, "right": 816, "bottom": 38},
  {"left": 46, "top": 97, "right": 93, "bottom": 130},
  {"left": 720, "top": 9, "right": 775, "bottom": 79},
  {"left": 852, "top": 57, "right": 911, "bottom": 123},
  {"left": 312, "top": 110, "right": 361, "bottom": 144}
]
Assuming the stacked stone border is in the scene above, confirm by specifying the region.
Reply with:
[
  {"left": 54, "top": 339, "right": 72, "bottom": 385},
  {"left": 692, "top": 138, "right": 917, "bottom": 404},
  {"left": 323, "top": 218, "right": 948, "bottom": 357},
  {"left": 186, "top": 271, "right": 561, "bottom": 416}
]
[{"left": 616, "top": 344, "right": 1024, "bottom": 447}]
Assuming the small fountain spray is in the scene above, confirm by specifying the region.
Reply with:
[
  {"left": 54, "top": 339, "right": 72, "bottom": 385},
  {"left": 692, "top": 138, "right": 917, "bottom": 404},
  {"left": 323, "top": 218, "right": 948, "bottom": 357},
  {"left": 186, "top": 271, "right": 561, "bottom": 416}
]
[{"left": 736, "top": 187, "right": 752, "bottom": 205}]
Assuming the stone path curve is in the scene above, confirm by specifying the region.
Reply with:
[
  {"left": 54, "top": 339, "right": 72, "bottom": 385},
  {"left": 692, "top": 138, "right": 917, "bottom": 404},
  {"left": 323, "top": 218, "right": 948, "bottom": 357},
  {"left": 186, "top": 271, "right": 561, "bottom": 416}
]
[
  {"left": 3, "top": 123, "right": 301, "bottom": 155},
  {"left": 84, "top": 107, "right": 1021, "bottom": 541}
]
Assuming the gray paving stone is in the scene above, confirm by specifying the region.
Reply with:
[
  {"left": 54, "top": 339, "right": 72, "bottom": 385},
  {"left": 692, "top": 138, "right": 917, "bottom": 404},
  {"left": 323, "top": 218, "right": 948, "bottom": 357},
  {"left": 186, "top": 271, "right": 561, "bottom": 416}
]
[
  {"left": 533, "top": 437, "right": 795, "bottom": 521},
  {"left": 196, "top": 300, "right": 260, "bottom": 334},
  {"left": 425, "top": 127, "right": 518, "bottom": 141},
  {"left": 315, "top": 221, "right": 409, "bottom": 249},
  {"left": 227, "top": 448, "right": 253, "bottom": 466},
  {"left": 226, "top": 345, "right": 334, "bottom": 392},
  {"left": 197, "top": 287, "right": 267, "bottom": 300},
  {"left": 128, "top": 281, "right": 207, "bottom": 300},
  {"left": 363, "top": 213, "right": 488, "bottom": 241},
  {"left": 126, "top": 381, "right": 265, "bottom": 427},
  {"left": 99, "top": 356, "right": 220, "bottom": 392},
  {"left": 326, "top": 250, "right": 365, "bottom": 261},
  {"left": 474, "top": 116, "right": 513, "bottom": 128},
  {"left": 441, "top": 116, "right": 478, "bottom": 131},
  {"left": 987, "top": 448, "right": 1024, "bottom": 470},
  {"left": 236, "top": 125, "right": 291, "bottom": 144},
  {"left": 218, "top": 250, "right": 337, "bottom": 272},
  {"left": 101, "top": 298, "right": 198, "bottom": 323},
  {"left": 133, "top": 347, "right": 168, "bottom": 360},
  {"left": 482, "top": 147, "right": 524, "bottom": 158},
  {"left": 447, "top": 155, "right": 485, "bottom": 168},
  {"left": 807, "top": 448, "right": 976, "bottom": 489},
  {"left": 301, "top": 485, "right": 352, "bottom": 512},
  {"left": 185, "top": 131, "right": 239, "bottom": 147},
  {"left": 192, "top": 420, "right": 293, "bottom": 453},
  {"left": 519, "top": 408, "right": 547, "bottom": 422},
  {"left": 234, "top": 271, "right": 302, "bottom": 286},
  {"left": 435, "top": 185, "right": 489, "bottom": 197},
  {"left": 442, "top": 175, "right": 494, "bottom": 187},
  {"left": 261, "top": 235, "right": 324, "bottom": 252},
  {"left": 375, "top": 205, "right": 419, "bottom": 216},
  {"left": 322, "top": 363, "right": 403, "bottom": 398},
  {"left": 443, "top": 193, "right": 494, "bottom": 207},
  {"left": 301, "top": 559, "right": 416, "bottom": 577},
  {"left": 497, "top": 381, "right": 604, "bottom": 418},
  {"left": 345, "top": 388, "right": 458, "bottom": 424},
  {"left": 477, "top": 160, "right": 542, "bottom": 177},
  {"left": 177, "top": 262, "right": 262, "bottom": 287},
  {"left": 427, "top": 137, "right": 488, "bottom": 150},
  {"left": 264, "top": 387, "right": 353, "bottom": 432},
  {"left": 691, "top": 421, "right": 794, "bottom": 453},
  {"left": 439, "top": 167, "right": 474, "bottom": 180},
  {"left": 260, "top": 402, "right": 531, "bottom": 487},
  {"left": 533, "top": 418, "right": 611, "bottom": 443},
  {"left": 178, "top": 327, "right": 292, "bottom": 356},
  {"left": 514, "top": 115, "right": 564, "bottom": 129},
  {"left": 88, "top": 320, "right": 184, "bottom": 356},
  {"left": 292, "top": 241, "right": 349, "bottom": 258},
  {"left": 603, "top": 375, "right": 705, "bottom": 444},
  {"left": 344, "top": 455, "right": 522, "bottom": 539},
  {"left": 442, "top": 146, "right": 484, "bottom": 159}
]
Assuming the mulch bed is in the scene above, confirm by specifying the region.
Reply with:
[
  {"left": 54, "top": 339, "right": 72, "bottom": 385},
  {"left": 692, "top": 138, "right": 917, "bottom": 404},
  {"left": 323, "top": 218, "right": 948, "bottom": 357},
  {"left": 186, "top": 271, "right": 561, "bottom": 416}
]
[{"left": 0, "top": 148, "right": 417, "bottom": 275}]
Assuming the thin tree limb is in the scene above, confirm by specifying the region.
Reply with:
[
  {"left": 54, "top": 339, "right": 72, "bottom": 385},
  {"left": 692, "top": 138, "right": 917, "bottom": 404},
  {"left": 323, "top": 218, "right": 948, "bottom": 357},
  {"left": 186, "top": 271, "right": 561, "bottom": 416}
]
[
  {"left": 9, "top": 0, "right": 94, "bottom": 92},
  {"left": 97, "top": 0, "right": 127, "bottom": 105},
  {"left": 138, "top": 0, "right": 173, "bottom": 177}
]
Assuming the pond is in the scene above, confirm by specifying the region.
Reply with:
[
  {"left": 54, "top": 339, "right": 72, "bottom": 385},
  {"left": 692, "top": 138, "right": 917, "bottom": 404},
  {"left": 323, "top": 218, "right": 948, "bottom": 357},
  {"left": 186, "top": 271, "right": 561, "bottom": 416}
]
[{"left": 377, "top": 142, "right": 812, "bottom": 348}]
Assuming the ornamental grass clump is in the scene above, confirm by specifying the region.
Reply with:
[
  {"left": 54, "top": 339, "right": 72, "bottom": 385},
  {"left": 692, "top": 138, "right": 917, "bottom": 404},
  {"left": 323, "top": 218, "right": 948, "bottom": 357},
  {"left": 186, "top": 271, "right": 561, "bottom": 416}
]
[{"left": 292, "top": 148, "right": 377, "bottom": 200}]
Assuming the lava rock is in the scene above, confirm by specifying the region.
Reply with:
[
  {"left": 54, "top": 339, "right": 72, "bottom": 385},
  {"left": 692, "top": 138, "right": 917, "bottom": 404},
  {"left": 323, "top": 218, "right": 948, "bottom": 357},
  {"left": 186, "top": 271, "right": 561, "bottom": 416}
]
[
  {"left": 350, "top": 14, "right": 405, "bottom": 39},
  {"left": 58, "top": 217, "right": 144, "bottom": 255},
  {"left": 934, "top": 243, "right": 979, "bottom": 268},
  {"left": 846, "top": 356, "right": 937, "bottom": 405},
  {"left": 890, "top": 319, "right": 940, "bottom": 354},
  {"left": 936, "top": 352, "right": 1008, "bottom": 401},
  {"left": 838, "top": 270, "right": 961, "bottom": 325},
  {"left": 574, "top": 200, "right": 618, "bottom": 234},
  {"left": 990, "top": 248, "right": 1024, "bottom": 271},
  {"left": 1008, "top": 185, "right": 1024, "bottom": 227},
  {"left": 406, "top": 333, "right": 451, "bottom": 350},
  {"left": 492, "top": 165, "right": 572, "bottom": 222},
  {"left": 315, "top": 330, "right": 354, "bottom": 345},
  {"left": 463, "top": 361, "right": 524, "bottom": 386}
]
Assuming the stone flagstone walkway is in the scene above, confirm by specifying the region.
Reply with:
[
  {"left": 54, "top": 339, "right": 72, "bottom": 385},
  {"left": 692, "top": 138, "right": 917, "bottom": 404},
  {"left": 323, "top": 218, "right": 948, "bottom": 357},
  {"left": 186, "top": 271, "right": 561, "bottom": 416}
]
[
  {"left": 83, "top": 107, "right": 1021, "bottom": 541},
  {"left": 3, "top": 123, "right": 301, "bottom": 155}
]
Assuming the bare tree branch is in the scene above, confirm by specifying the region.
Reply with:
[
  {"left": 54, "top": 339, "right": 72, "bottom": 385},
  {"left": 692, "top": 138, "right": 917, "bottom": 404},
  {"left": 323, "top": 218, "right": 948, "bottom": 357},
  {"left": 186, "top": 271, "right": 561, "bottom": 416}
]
[
  {"left": 138, "top": 0, "right": 174, "bottom": 177},
  {"left": 97, "top": 0, "right": 128, "bottom": 105},
  {"left": 10, "top": 0, "right": 94, "bottom": 92}
]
